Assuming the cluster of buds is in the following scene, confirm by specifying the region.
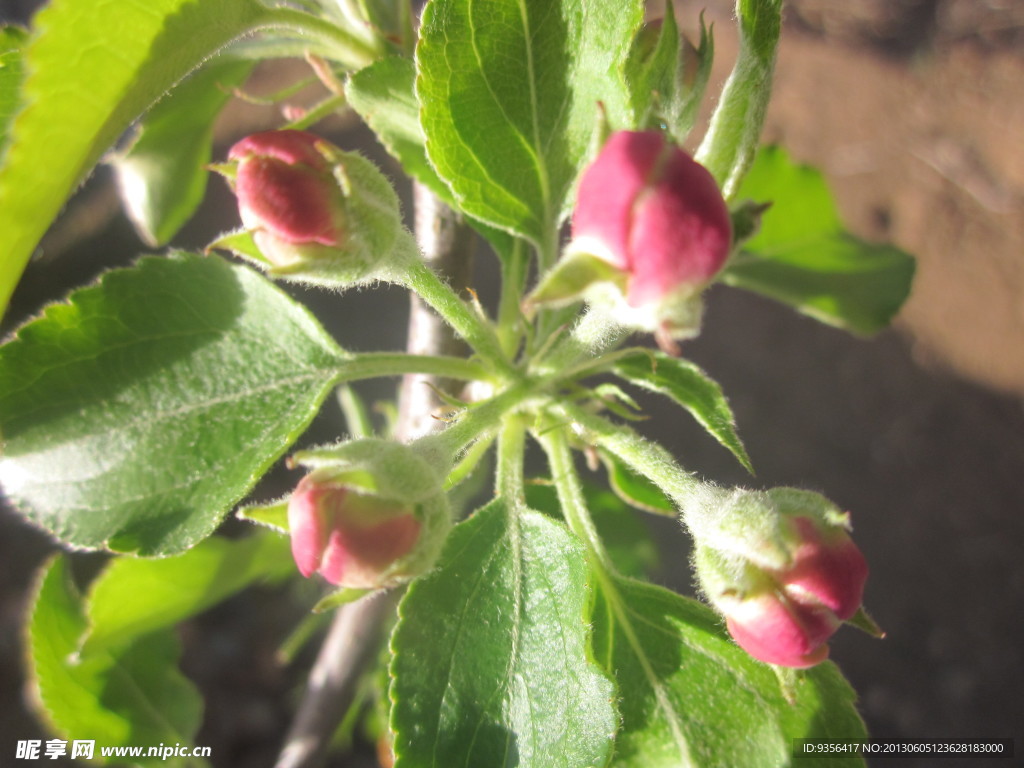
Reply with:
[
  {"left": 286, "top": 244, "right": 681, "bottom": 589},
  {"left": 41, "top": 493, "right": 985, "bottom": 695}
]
[
  {"left": 286, "top": 439, "right": 451, "bottom": 590},
  {"left": 692, "top": 489, "right": 869, "bottom": 668},
  {"left": 213, "top": 129, "right": 414, "bottom": 286},
  {"left": 530, "top": 130, "right": 732, "bottom": 351},
  {"left": 220, "top": 131, "right": 871, "bottom": 665}
]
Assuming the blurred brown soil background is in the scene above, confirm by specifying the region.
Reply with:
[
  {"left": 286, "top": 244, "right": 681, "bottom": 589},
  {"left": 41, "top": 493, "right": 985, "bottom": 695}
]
[{"left": 2, "top": 0, "right": 1023, "bottom": 765}]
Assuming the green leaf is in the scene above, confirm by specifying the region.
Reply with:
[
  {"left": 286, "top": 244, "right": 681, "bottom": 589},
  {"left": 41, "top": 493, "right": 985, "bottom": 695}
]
[
  {"left": 347, "top": 56, "right": 450, "bottom": 204},
  {"left": 390, "top": 498, "right": 617, "bottom": 767},
  {"left": 237, "top": 497, "right": 290, "bottom": 534},
  {"left": 724, "top": 145, "right": 916, "bottom": 334},
  {"left": 614, "top": 351, "right": 753, "bottom": 473},
  {"left": 0, "top": 26, "right": 27, "bottom": 151},
  {"left": 0, "top": 253, "right": 345, "bottom": 556},
  {"left": 346, "top": 54, "right": 517, "bottom": 261},
  {"left": 0, "top": 0, "right": 273, "bottom": 317},
  {"left": 354, "top": 0, "right": 411, "bottom": 51},
  {"left": 416, "top": 0, "right": 644, "bottom": 247},
  {"left": 312, "top": 587, "right": 373, "bottom": 613},
  {"left": 593, "top": 575, "right": 866, "bottom": 768},
  {"left": 27, "top": 556, "right": 204, "bottom": 765},
  {"left": 599, "top": 449, "right": 675, "bottom": 516},
  {"left": 623, "top": 4, "right": 713, "bottom": 144},
  {"left": 526, "top": 482, "right": 660, "bottom": 579},
  {"left": 528, "top": 248, "right": 626, "bottom": 307},
  {"left": 82, "top": 532, "right": 294, "bottom": 655},
  {"left": 695, "top": 0, "right": 782, "bottom": 199},
  {"left": 114, "top": 57, "right": 254, "bottom": 246}
]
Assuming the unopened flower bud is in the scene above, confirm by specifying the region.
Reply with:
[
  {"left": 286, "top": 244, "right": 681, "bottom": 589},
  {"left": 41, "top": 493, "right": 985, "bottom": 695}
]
[
  {"left": 227, "top": 130, "right": 347, "bottom": 269},
  {"left": 286, "top": 439, "right": 452, "bottom": 589},
  {"left": 288, "top": 470, "right": 425, "bottom": 589},
  {"left": 214, "top": 130, "right": 415, "bottom": 286},
  {"left": 693, "top": 489, "right": 868, "bottom": 668},
  {"left": 529, "top": 131, "right": 731, "bottom": 349}
]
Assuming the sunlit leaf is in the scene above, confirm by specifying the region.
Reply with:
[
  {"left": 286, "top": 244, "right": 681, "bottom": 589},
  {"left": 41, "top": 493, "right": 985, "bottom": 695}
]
[
  {"left": 346, "top": 54, "right": 517, "bottom": 260},
  {"left": 725, "top": 145, "right": 915, "bottom": 334},
  {"left": 0, "top": 0, "right": 272, "bottom": 317},
  {"left": 0, "top": 25, "right": 28, "bottom": 151},
  {"left": 27, "top": 557, "right": 203, "bottom": 766},
  {"left": 0, "top": 254, "right": 345, "bottom": 555},
  {"left": 416, "top": 0, "right": 643, "bottom": 246},
  {"left": 614, "top": 350, "right": 753, "bottom": 473}
]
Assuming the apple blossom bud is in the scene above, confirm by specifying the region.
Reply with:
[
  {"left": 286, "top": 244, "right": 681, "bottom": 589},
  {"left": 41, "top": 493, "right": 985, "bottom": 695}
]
[
  {"left": 227, "top": 130, "right": 348, "bottom": 269},
  {"left": 213, "top": 130, "right": 417, "bottom": 287},
  {"left": 692, "top": 489, "right": 868, "bottom": 668},
  {"left": 529, "top": 131, "right": 731, "bottom": 349},
  {"left": 286, "top": 439, "right": 453, "bottom": 589},
  {"left": 288, "top": 471, "right": 424, "bottom": 588},
  {"left": 573, "top": 130, "right": 730, "bottom": 305}
]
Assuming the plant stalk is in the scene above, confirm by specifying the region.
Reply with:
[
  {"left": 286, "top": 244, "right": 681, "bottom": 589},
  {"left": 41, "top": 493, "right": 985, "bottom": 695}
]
[
  {"left": 257, "top": 6, "right": 383, "bottom": 70},
  {"left": 535, "top": 424, "right": 612, "bottom": 568},
  {"left": 551, "top": 399, "right": 727, "bottom": 527},
  {"left": 496, "top": 413, "right": 527, "bottom": 504},
  {"left": 334, "top": 352, "right": 488, "bottom": 385}
]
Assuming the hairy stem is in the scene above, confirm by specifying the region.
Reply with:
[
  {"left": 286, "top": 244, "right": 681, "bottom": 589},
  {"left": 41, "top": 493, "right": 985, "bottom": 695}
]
[
  {"left": 694, "top": 0, "right": 782, "bottom": 199},
  {"left": 535, "top": 424, "right": 612, "bottom": 568},
  {"left": 551, "top": 399, "right": 727, "bottom": 526},
  {"left": 334, "top": 352, "right": 488, "bottom": 385},
  {"left": 257, "top": 6, "right": 383, "bottom": 70},
  {"left": 399, "top": 258, "right": 514, "bottom": 378},
  {"left": 496, "top": 239, "right": 528, "bottom": 358},
  {"left": 496, "top": 413, "right": 527, "bottom": 504}
]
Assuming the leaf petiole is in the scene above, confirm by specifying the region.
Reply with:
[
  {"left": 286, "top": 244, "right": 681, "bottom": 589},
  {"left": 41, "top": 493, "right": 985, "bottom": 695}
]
[
  {"left": 496, "top": 413, "right": 527, "bottom": 504},
  {"left": 534, "top": 423, "right": 613, "bottom": 570},
  {"left": 255, "top": 6, "right": 382, "bottom": 70},
  {"left": 496, "top": 239, "right": 529, "bottom": 358},
  {"left": 334, "top": 352, "right": 489, "bottom": 384},
  {"left": 550, "top": 399, "right": 728, "bottom": 532},
  {"left": 397, "top": 260, "right": 516, "bottom": 377}
]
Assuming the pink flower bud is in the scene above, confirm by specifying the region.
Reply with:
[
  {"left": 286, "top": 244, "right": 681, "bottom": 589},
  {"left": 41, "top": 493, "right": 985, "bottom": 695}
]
[
  {"left": 710, "top": 517, "right": 868, "bottom": 668},
  {"left": 572, "top": 130, "right": 731, "bottom": 308},
  {"left": 227, "top": 130, "right": 347, "bottom": 269},
  {"left": 288, "top": 472, "right": 423, "bottom": 589}
]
